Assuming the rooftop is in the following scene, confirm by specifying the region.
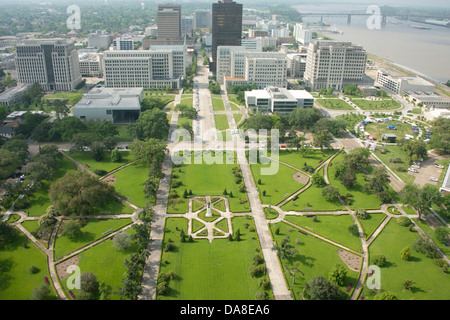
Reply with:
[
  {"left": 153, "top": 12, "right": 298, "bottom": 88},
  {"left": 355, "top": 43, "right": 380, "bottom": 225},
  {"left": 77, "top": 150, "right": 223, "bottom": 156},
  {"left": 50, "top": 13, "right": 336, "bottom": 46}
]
[{"left": 73, "top": 87, "right": 143, "bottom": 111}]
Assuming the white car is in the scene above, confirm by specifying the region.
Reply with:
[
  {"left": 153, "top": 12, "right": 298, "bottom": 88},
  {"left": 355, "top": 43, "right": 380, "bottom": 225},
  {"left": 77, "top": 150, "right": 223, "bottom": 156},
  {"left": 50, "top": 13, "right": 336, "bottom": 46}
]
[
  {"left": 408, "top": 168, "right": 418, "bottom": 173},
  {"left": 435, "top": 164, "right": 444, "bottom": 169},
  {"left": 429, "top": 177, "right": 438, "bottom": 182}
]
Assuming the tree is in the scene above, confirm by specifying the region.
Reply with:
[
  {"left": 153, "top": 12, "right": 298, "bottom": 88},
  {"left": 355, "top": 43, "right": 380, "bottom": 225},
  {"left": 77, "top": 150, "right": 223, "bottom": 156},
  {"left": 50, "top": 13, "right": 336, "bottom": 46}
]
[
  {"left": 402, "top": 280, "right": 415, "bottom": 291},
  {"left": 273, "top": 236, "right": 298, "bottom": 260},
  {"left": 288, "top": 107, "right": 323, "bottom": 131},
  {"left": 364, "top": 166, "right": 391, "bottom": 202},
  {"left": 373, "top": 291, "right": 398, "bottom": 300},
  {"left": 30, "top": 284, "right": 51, "bottom": 300},
  {"left": 328, "top": 264, "right": 348, "bottom": 286},
  {"left": 110, "top": 148, "right": 123, "bottom": 163},
  {"left": 321, "top": 185, "right": 340, "bottom": 202},
  {"left": 131, "top": 108, "right": 170, "bottom": 140},
  {"left": 401, "top": 183, "right": 442, "bottom": 220},
  {"left": 90, "top": 142, "right": 106, "bottom": 161},
  {"left": 434, "top": 226, "right": 450, "bottom": 244},
  {"left": 307, "top": 276, "right": 346, "bottom": 300},
  {"left": 81, "top": 272, "right": 100, "bottom": 294},
  {"left": 313, "top": 129, "right": 333, "bottom": 151},
  {"left": 0, "top": 149, "right": 21, "bottom": 181},
  {"left": 49, "top": 171, "right": 115, "bottom": 216},
  {"left": 61, "top": 219, "right": 82, "bottom": 240},
  {"left": 103, "top": 136, "right": 117, "bottom": 152},
  {"left": 402, "top": 139, "right": 427, "bottom": 163},
  {"left": 70, "top": 134, "right": 92, "bottom": 153},
  {"left": 373, "top": 255, "right": 387, "bottom": 267},
  {"left": 400, "top": 246, "right": 411, "bottom": 261},
  {"left": 312, "top": 174, "right": 326, "bottom": 188},
  {"left": 412, "top": 234, "right": 439, "bottom": 258},
  {"left": 128, "top": 138, "right": 167, "bottom": 166},
  {"left": 112, "top": 232, "right": 132, "bottom": 251},
  {"left": 286, "top": 262, "right": 304, "bottom": 285},
  {"left": 348, "top": 224, "right": 359, "bottom": 237},
  {"left": 355, "top": 208, "right": 368, "bottom": 220}
]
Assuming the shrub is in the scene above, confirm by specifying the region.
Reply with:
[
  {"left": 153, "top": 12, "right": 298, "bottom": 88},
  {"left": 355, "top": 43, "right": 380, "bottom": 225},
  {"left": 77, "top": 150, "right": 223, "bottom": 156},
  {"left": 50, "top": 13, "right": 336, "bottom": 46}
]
[
  {"left": 355, "top": 208, "right": 368, "bottom": 220},
  {"left": 249, "top": 264, "right": 266, "bottom": 278},
  {"left": 156, "top": 281, "right": 169, "bottom": 296},
  {"left": 397, "top": 217, "right": 412, "bottom": 227},
  {"left": 400, "top": 246, "right": 411, "bottom": 261},
  {"left": 29, "top": 265, "right": 40, "bottom": 274},
  {"left": 373, "top": 255, "right": 387, "bottom": 267},
  {"left": 94, "top": 169, "right": 108, "bottom": 176}
]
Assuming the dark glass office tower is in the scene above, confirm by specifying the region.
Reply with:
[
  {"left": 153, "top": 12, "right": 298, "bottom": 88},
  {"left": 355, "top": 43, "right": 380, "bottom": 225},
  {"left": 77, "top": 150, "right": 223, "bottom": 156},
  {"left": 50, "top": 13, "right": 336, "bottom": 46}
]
[{"left": 211, "top": 0, "right": 242, "bottom": 73}]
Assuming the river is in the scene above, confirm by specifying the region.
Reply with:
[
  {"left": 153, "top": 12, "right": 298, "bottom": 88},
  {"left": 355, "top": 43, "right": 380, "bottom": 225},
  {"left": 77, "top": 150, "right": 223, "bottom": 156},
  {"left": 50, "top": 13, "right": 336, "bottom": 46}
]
[{"left": 293, "top": 4, "right": 450, "bottom": 83}]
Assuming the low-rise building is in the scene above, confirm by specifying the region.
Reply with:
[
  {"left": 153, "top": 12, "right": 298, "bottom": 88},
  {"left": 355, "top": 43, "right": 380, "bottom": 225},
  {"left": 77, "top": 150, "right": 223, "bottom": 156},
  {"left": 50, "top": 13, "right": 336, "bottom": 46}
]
[
  {"left": 0, "top": 83, "right": 30, "bottom": 107},
  {"left": 78, "top": 52, "right": 103, "bottom": 77},
  {"left": 245, "top": 86, "right": 314, "bottom": 113},
  {"left": 376, "top": 69, "right": 435, "bottom": 94},
  {"left": 406, "top": 92, "right": 450, "bottom": 109},
  {"left": 72, "top": 87, "right": 143, "bottom": 124},
  {"left": 440, "top": 165, "right": 450, "bottom": 194}
]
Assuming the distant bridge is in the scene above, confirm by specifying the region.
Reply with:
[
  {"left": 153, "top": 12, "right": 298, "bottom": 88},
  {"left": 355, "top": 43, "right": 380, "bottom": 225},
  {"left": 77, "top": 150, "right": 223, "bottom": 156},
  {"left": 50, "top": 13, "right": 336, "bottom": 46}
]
[{"left": 298, "top": 11, "right": 388, "bottom": 25}]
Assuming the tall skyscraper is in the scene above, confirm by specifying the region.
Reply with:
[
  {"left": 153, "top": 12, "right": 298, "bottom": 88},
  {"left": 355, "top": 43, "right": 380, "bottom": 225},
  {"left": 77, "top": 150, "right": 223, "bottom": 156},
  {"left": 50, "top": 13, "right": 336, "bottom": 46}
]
[
  {"left": 15, "top": 39, "right": 82, "bottom": 91},
  {"left": 157, "top": 4, "right": 182, "bottom": 40},
  {"left": 211, "top": 0, "right": 242, "bottom": 73}
]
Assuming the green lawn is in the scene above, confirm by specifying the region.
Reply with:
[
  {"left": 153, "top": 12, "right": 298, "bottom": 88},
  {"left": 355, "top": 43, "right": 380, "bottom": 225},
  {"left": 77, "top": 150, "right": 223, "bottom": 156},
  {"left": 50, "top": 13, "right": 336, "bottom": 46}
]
[
  {"left": 233, "top": 113, "right": 243, "bottom": 125},
  {"left": 0, "top": 231, "right": 55, "bottom": 300},
  {"left": 250, "top": 160, "right": 306, "bottom": 206},
  {"left": 45, "top": 91, "right": 83, "bottom": 105},
  {"left": 211, "top": 95, "right": 225, "bottom": 111},
  {"left": 357, "top": 213, "right": 388, "bottom": 240},
  {"left": 266, "top": 148, "right": 337, "bottom": 171},
  {"left": 351, "top": 98, "right": 401, "bottom": 111},
  {"left": 227, "top": 94, "right": 244, "bottom": 107},
  {"left": 115, "top": 125, "right": 133, "bottom": 142},
  {"left": 336, "top": 113, "right": 366, "bottom": 132},
  {"left": 59, "top": 228, "right": 137, "bottom": 300},
  {"left": 157, "top": 216, "right": 273, "bottom": 300},
  {"left": 284, "top": 214, "right": 362, "bottom": 253},
  {"left": 269, "top": 221, "right": 359, "bottom": 300},
  {"left": 168, "top": 151, "right": 250, "bottom": 213},
  {"left": 360, "top": 219, "right": 450, "bottom": 300},
  {"left": 214, "top": 114, "right": 229, "bottom": 131},
  {"left": 365, "top": 120, "right": 417, "bottom": 142},
  {"left": 373, "top": 145, "right": 415, "bottom": 184},
  {"left": 112, "top": 161, "right": 150, "bottom": 208},
  {"left": 316, "top": 99, "right": 355, "bottom": 110},
  {"left": 69, "top": 151, "right": 132, "bottom": 174},
  {"left": 281, "top": 169, "right": 344, "bottom": 212},
  {"left": 54, "top": 218, "right": 133, "bottom": 261}
]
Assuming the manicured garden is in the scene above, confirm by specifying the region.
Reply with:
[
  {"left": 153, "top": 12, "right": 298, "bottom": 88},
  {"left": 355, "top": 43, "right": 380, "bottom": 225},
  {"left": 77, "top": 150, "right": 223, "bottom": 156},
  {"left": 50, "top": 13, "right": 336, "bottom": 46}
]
[
  {"left": 214, "top": 114, "right": 230, "bottom": 131},
  {"left": 167, "top": 151, "right": 250, "bottom": 213},
  {"left": 269, "top": 221, "right": 359, "bottom": 300},
  {"left": 211, "top": 95, "right": 225, "bottom": 111},
  {"left": 68, "top": 151, "right": 132, "bottom": 174},
  {"left": 112, "top": 161, "right": 150, "bottom": 208},
  {"left": 360, "top": 219, "right": 450, "bottom": 300},
  {"left": 350, "top": 98, "right": 401, "bottom": 111},
  {"left": 157, "top": 216, "right": 273, "bottom": 300}
]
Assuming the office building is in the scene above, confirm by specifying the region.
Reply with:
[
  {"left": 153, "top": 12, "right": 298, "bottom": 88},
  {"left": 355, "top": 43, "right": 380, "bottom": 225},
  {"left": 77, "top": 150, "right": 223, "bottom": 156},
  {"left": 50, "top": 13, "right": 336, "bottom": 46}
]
[
  {"left": 211, "top": 0, "right": 243, "bottom": 73},
  {"left": 112, "top": 37, "right": 134, "bottom": 50},
  {"left": 304, "top": 40, "right": 371, "bottom": 92},
  {"left": 73, "top": 87, "right": 143, "bottom": 124},
  {"left": 216, "top": 46, "right": 288, "bottom": 89},
  {"left": 193, "top": 9, "right": 212, "bottom": 29},
  {"left": 15, "top": 39, "right": 82, "bottom": 91},
  {"left": 245, "top": 87, "right": 314, "bottom": 113},
  {"left": 406, "top": 92, "right": 450, "bottom": 109},
  {"left": 157, "top": 4, "right": 182, "bottom": 40},
  {"left": 293, "top": 23, "right": 312, "bottom": 45},
  {"left": 376, "top": 69, "right": 435, "bottom": 94},
  {"left": 103, "top": 46, "right": 186, "bottom": 89},
  {"left": 78, "top": 52, "right": 103, "bottom": 77},
  {"left": 287, "top": 53, "right": 307, "bottom": 78},
  {"left": 182, "top": 16, "right": 194, "bottom": 38},
  {"left": 0, "top": 83, "right": 30, "bottom": 107},
  {"left": 88, "top": 31, "right": 111, "bottom": 49}
]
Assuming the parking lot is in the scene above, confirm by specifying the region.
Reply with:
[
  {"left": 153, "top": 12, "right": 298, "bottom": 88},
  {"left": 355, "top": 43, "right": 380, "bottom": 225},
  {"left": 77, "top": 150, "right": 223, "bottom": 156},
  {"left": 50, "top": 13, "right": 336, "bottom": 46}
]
[{"left": 409, "top": 156, "right": 446, "bottom": 187}]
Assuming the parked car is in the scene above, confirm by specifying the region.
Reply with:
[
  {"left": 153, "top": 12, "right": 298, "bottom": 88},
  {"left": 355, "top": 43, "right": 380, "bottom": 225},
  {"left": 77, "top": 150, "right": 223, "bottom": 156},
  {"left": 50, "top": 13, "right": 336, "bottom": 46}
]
[
  {"left": 435, "top": 164, "right": 444, "bottom": 169},
  {"left": 429, "top": 177, "right": 438, "bottom": 182},
  {"left": 408, "top": 168, "right": 418, "bottom": 173}
]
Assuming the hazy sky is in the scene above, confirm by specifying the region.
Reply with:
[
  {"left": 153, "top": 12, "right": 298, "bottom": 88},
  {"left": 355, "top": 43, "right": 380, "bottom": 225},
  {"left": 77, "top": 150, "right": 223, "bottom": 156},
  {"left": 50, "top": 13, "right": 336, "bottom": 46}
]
[{"left": 0, "top": 0, "right": 448, "bottom": 9}]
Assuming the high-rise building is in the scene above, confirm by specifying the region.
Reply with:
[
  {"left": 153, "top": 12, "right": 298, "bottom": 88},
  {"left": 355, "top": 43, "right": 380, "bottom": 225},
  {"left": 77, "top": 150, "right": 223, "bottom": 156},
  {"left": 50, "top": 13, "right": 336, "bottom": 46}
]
[
  {"left": 304, "top": 40, "right": 372, "bottom": 92},
  {"left": 15, "top": 39, "right": 82, "bottom": 91},
  {"left": 211, "top": 0, "right": 243, "bottom": 73},
  {"left": 182, "top": 16, "right": 194, "bottom": 38},
  {"left": 293, "top": 23, "right": 312, "bottom": 46},
  {"left": 103, "top": 45, "right": 186, "bottom": 89},
  {"left": 157, "top": 4, "right": 182, "bottom": 40},
  {"left": 193, "top": 9, "right": 212, "bottom": 29}
]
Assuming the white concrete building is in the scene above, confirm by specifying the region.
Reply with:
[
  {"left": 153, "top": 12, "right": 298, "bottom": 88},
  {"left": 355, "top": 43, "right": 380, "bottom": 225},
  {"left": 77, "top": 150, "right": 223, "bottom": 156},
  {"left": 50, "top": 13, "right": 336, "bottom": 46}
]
[
  {"left": 103, "top": 45, "right": 186, "bottom": 89},
  {"left": 293, "top": 23, "right": 312, "bottom": 45},
  {"left": 245, "top": 86, "right": 314, "bottom": 113},
  {"left": 87, "top": 31, "right": 111, "bottom": 49},
  {"left": 287, "top": 53, "right": 307, "bottom": 78},
  {"left": 0, "top": 83, "right": 30, "bottom": 107},
  {"left": 72, "top": 87, "right": 143, "bottom": 123},
  {"left": 78, "top": 52, "right": 103, "bottom": 77},
  {"left": 406, "top": 92, "right": 450, "bottom": 109},
  {"left": 376, "top": 69, "right": 435, "bottom": 94},
  {"left": 216, "top": 46, "right": 288, "bottom": 89},
  {"left": 304, "top": 40, "right": 371, "bottom": 92},
  {"left": 15, "top": 39, "right": 82, "bottom": 92}
]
